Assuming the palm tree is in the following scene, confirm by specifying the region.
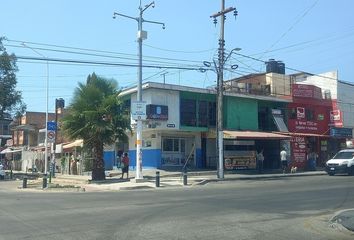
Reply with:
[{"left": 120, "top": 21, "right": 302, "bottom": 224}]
[{"left": 62, "top": 73, "right": 131, "bottom": 180}]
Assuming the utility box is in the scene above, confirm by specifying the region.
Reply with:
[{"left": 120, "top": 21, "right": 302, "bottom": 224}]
[{"left": 137, "top": 30, "right": 147, "bottom": 40}]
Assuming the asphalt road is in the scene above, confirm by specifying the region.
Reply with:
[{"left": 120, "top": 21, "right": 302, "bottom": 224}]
[{"left": 0, "top": 175, "right": 353, "bottom": 240}]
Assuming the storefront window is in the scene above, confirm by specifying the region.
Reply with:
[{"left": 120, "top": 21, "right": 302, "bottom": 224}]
[
  {"left": 163, "top": 139, "right": 173, "bottom": 151},
  {"left": 180, "top": 139, "right": 185, "bottom": 153},
  {"left": 161, "top": 138, "right": 188, "bottom": 166},
  {"left": 198, "top": 101, "right": 208, "bottom": 127},
  {"left": 173, "top": 139, "right": 179, "bottom": 152},
  {"left": 162, "top": 138, "right": 182, "bottom": 152},
  {"left": 208, "top": 102, "right": 216, "bottom": 126},
  {"left": 180, "top": 99, "right": 196, "bottom": 126}
]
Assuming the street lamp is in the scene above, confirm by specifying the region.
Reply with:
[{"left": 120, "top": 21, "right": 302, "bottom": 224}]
[
  {"left": 113, "top": 1, "right": 165, "bottom": 180},
  {"left": 22, "top": 43, "right": 49, "bottom": 175}
]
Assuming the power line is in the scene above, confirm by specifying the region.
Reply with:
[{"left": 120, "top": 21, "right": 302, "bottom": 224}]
[
  {"left": 143, "top": 43, "right": 216, "bottom": 54},
  {"left": 15, "top": 55, "right": 205, "bottom": 71},
  {"left": 5, "top": 39, "right": 205, "bottom": 65},
  {"left": 260, "top": 0, "right": 319, "bottom": 59}
]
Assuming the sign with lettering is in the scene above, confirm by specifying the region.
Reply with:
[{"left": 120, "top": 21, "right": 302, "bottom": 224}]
[
  {"left": 131, "top": 101, "right": 147, "bottom": 120},
  {"left": 292, "top": 84, "right": 322, "bottom": 99}
]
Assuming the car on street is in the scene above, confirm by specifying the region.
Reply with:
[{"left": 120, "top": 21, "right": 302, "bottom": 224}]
[{"left": 325, "top": 149, "right": 354, "bottom": 176}]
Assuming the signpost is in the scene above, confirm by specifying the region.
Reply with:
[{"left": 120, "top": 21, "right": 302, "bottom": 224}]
[
  {"left": 47, "top": 122, "right": 57, "bottom": 180},
  {"left": 47, "top": 122, "right": 57, "bottom": 143},
  {"left": 131, "top": 101, "right": 147, "bottom": 120}
]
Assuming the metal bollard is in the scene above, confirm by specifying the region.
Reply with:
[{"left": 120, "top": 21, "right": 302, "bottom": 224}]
[
  {"left": 23, "top": 177, "right": 28, "bottom": 188},
  {"left": 10, "top": 169, "right": 13, "bottom": 180},
  {"left": 156, "top": 171, "right": 160, "bottom": 187},
  {"left": 183, "top": 170, "right": 187, "bottom": 186},
  {"left": 42, "top": 175, "right": 48, "bottom": 189}
]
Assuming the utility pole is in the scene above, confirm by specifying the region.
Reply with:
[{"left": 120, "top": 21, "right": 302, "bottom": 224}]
[
  {"left": 211, "top": 0, "right": 237, "bottom": 179},
  {"left": 161, "top": 71, "right": 167, "bottom": 85},
  {"left": 113, "top": 1, "right": 165, "bottom": 180}
]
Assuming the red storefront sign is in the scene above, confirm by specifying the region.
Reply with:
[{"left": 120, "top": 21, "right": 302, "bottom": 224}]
[
  {"left": 329, "top": 109, "right": 343, "bottom": 127},
  {"left": 292, "top": 84, "right": 322, "bottom": 99},
  {"left": 288, "top": 103, "right": 330, "bottom": 135},
  {"left": 291, "top": 136, "right": 307, "bottom": 168}
]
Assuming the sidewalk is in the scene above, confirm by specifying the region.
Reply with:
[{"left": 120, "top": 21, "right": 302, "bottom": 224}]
[{"left": 48, "top": 169, "right": 327, "bottom": 192}]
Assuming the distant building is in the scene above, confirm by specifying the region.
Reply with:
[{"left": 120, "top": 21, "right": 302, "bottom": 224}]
[
  {"left": 0, "top": 113, "right": 12, "bottom": 148},
  {"left": 10, "top": 112, "right": 55, "bottom": 148}
]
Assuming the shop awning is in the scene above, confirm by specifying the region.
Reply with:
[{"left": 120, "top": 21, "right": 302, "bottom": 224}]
[
  {"left": 273, "top": 132, "right": 330, "bottom": 138},
  {"left": 223, "top": 131, "right": 291, "bottom": 140},
  {"left": 63, "top": 139, "right": 83, "bottom": 149},
  {"left": 11, "top": 124, "right": 36, "bottom": 131},
  {"left": 0, "top": 148, "right": 23, "bottom": 154}
]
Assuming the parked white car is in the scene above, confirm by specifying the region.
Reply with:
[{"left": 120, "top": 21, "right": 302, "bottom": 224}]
[
  {"left": 325, "top": 149, "right": 354, "bottom": 176},
  {"left": 0, "top": 164, "right": 5, "bottom": 180}
]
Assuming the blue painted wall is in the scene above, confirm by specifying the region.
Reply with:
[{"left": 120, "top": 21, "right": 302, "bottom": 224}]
[
  {"left": 104, "top": 151, "right": 115, "bottom": 170},
  {"left": 129, "top": 149, "right": 161, "bottom": 169}
]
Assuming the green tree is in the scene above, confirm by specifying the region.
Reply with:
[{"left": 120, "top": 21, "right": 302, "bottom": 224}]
[
  {"left": 62, "top": 73, "right": 131, "bottom": 180},
  {"left": 0, "top": 37, "right": 26, "bottom": 118}
]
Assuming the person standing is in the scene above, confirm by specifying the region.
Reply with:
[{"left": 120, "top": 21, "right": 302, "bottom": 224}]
[
  {"left": 280, "top": 148, "right": 288, "bottom": 173},
  {"left": 121, "top": 152, "right": 130, "bottom": 179},
  {"left": 257, "top": 149, "right": 264, "bottom": 173},
  {"left": 307, "top": 150, "right": 318, "bottom": 171},
  {"left": 117, "top": 150, "right": 123, "bottom": 168}
]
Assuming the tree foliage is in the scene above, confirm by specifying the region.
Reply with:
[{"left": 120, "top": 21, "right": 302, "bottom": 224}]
[
  {"left": 0, "top": 37, "right": 26, "bottom": 119},
  {"left": 62, "top": 73, "right": 131, "bottom": 180}
]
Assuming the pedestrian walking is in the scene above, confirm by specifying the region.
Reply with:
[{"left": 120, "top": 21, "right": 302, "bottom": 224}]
[
  {"left": 280, "top": 148, "right": 288, "bottom": 173},
  {"left": 121, "top": 152, "right": 129, "bottom": 179},
  {"left": 257, "top": 149, "right": 264, "bottom": 173}
]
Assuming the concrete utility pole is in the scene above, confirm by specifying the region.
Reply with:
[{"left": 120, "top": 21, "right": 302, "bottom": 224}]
[
  {"left": 113, "top": 1, "right": 165, "bottom": 180},
  {"left": 211, "top": 0, "right": 237, "bottom": 179}
]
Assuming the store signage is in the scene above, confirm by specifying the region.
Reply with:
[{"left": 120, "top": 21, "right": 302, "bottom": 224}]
[
  {"left": 167, "top": 123, "right": 175, "bottom": 128},
  {"left": 330, "top": 127, "right": 353, "bottom": 138},
  {"left": 146, "top": 104, "right": 168, "bottom": 120},
  {"left": 329, "top": 109, "right": 343, "bottom": 127},
  {"left": 292, "top": 84, "right": 322, "bottom": 99},
  {"left": 297, "top": 107, "right": 305, "bottom": 119},
  {"left": 291, "top": 136, "right": 307, "bottom": 168},
  {"left": 294, "top": 120, "right": 318, "bottom": 132}
]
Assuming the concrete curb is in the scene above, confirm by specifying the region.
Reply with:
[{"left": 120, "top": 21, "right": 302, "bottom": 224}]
[{"left": 194, "top": 171, "right": 328, "bottom": 186}]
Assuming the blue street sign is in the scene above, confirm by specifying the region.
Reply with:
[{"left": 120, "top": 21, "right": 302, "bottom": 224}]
[{"left": 47, "top": 121, "right": 57, "bottom": 131}]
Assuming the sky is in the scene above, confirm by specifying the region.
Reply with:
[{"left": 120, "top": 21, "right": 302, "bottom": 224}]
[{"left": 1, "top": 0, "right": 354, "bottom": 113}]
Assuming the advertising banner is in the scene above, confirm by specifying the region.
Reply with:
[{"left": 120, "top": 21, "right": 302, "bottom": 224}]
[
  {"left": 292, "top": 84, "right": 322, "bottom": 99},
  {"left": 291, "top": 136, "right": 307, "bottom": 168}
]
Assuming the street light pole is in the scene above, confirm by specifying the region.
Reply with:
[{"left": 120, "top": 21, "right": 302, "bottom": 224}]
[
  {"left": 113, "top": 1, "right": 165, "bottom": 180},
  {"left": 22, "top": 43, "right": 49, "bottom": 175}
]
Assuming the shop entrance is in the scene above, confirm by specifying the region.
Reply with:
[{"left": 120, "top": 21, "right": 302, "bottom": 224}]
[
  {"left": 161, "top": 137, "right": 195, "bottom": 167},
  {"left": 256, "top": 140, "right": 281, "bottom": 170}
]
